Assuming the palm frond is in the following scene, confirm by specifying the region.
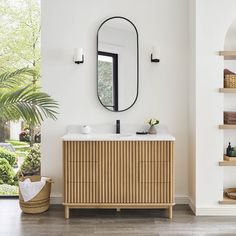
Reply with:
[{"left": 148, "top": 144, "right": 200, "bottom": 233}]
[
  {"left": 0, "top": 86, "right": 59, "bottom": 125},
  {"left": 0, "top": 68, "right": 37, "bottom": 89}
]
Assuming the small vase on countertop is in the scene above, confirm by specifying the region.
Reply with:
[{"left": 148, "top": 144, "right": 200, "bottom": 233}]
[
  {"left": 147, "top": 118, "right": 159, "bottom": 135},
  {"left": 148, "top": 125, "right": 157, "bottom": 134},
  {"left": 81, "top": 125, "right": 91, "bottom": 134}
]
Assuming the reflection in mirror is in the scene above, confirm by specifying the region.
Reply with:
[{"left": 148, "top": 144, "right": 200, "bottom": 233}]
[
  {"left": 97, "top": 17, "right": 139, "bottom": 112},
  {"left": 98, "top": 51, "right": 118, "bottom": 110}
]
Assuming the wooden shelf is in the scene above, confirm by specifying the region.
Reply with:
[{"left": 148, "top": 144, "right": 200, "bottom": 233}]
[
  {"left": 219, "top": 51, "right": 236, "bottom": 56},
  {"left": 219, "top": 51, "right": 236, "bottom": 59},
  {"left": 219, "top": 161, "right": 236, "bottom": 166},
  {"left": 219, "top": 196, "right": 236, "bottom": 205},
  {"left": 219, "top": 88, "right": 236, "bottom": 93},
  {"left": 219, "top": 124, "right": 236, "bottom": 129},
  {"left": 219, "top": 155, "right": 236, "bottom": 166}
]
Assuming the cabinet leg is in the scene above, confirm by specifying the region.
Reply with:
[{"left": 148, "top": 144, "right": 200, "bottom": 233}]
[
  {"left": 65, "top": 206, "right": 70, "bottom": 219},
  {"left": 168, "top": 206, "right": 173, "bottom": 219},
  {"left": 116, "top": 208, "right": 121, "bottom": 212}
]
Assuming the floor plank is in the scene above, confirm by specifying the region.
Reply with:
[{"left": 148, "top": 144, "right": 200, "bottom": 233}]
[{"left": 1, "top": 200, "right": 236, "bottom": 235}]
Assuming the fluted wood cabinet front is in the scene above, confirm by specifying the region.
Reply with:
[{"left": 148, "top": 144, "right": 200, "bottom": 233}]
[{"left": 63, "top": 141, "right": 174, "bottom": 218}]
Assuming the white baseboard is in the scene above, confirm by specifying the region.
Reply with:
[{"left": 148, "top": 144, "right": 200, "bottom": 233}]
[
  {"left": 175, "top": 194, "right": 190, "bottom": 204},
  {"left": 195, "top": 206, "right": 236, "bottom": 216},
  {"left": 50, "top": 195, "right": 63, "bottom": 204},
  {"left": 186, "top": 198, "right": 236, "bottom": 216},
  {"left": 178, "top": 199, "right": 236, "bottom": 216},
  {"left": 188, "top": 197, "right": 196, "bottom": 214}
]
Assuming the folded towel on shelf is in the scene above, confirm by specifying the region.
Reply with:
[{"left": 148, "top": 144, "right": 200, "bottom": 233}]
[{"left": 19, "top": 177, "right": 48, "bottom": 202}]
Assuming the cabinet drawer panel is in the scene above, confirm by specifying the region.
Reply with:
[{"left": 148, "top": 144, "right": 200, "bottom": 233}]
[
  {"left": 97, "top": 141, "right": 138, "bottom": 204},
  {"left": 139, "top": 182, "right": 170, "bottom": 203},
  {"left": 67, "top": 161, "right": 97, "bottom": 183},
  {"left": 66, "top": 183, "right": 97, "bottom": 203},
  {"left": 138, "top": 141, "right": 171, "bottom": 162},
  {"left": 66, "top": 141, "right": 97, "bottom": 162},
  {"left": 64, "top": 141, "right": 98, "bottom": 204},
  {"left": 139, "top": 161, "right": 170, "bottom": 183}
]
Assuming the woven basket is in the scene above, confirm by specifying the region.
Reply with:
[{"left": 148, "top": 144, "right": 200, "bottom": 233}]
[
  {"left": 224, "top": 74, "right": 236, "bottom": 88},
  {"left": 224, "top": 188, "right": 236, "bottom": 200},
  {"left": 19, "top": 176, "right": 52, "bottom": 214}
]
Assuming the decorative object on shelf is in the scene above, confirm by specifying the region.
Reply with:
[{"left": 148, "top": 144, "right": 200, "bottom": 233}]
[
  {"left": 226, "top": 142, "right": 233, "bottom": 156},
  {"left": 147, "top": 118, "right": 159, "bottom": 134},
  {"left": 81, "top": 125, "right": 91, "bottom": 134},
  {"left": 224, "top": 188, "right": 236, "bottom": 200},
  {"left": 74, "top": 48, "right": 84, "bottom": 64},
  {"left": 224, "top": 111, "right": 236, "bottom": 125},
  {"left": 225, "top": 143, "right": 236, "bottom": 157},
  {"left": 224, "top": 68, "right": 236, "bottom": 88},
  {"left": 229, "top": 150, "right": 236, "bottom": 157},
  {"left": 151, "top": 47, "right": 160, "bottom": 63},
  {"left": 224, "top": 69, "right": 235, "bottom": 76}
]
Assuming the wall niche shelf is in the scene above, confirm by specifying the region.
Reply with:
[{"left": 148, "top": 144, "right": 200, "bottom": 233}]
[
  {"left": 219, "top": 88, "right": 236, "bottom": 93},
  {"left": 218, "top": 49, "right": 236, "bottom": 205},
  {"left": 219, "top": 51, "right": 236, "bottom": 59},
  {"left": 219, "top": 124, "right": 236, "bottom": 129}
]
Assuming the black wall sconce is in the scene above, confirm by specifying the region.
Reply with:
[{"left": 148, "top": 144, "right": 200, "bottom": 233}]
[
  {"left": 151, "top": 47, "right": 160, "bottom": 63},
  {"left": 74, "top": 48, "right": 84, "bottom": 64}
]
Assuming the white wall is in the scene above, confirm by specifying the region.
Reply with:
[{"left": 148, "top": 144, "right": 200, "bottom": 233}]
[
  {"left": 188, "top": 0, "right": 196, "bottom": 211},
  {"left": 41, "top": 0, "right": 189, "bottom": 202},
  {"left": 194, "top": 0, "right": 236, "bottom": 215}
]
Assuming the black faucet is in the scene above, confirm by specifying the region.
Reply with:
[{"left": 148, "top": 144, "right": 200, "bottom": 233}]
[{"left": 116, "top": 120, "right": 120, "bottom": 134}]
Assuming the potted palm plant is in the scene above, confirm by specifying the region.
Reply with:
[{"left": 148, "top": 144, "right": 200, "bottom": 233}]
[{"left": 0, "top": 68, "right": 58, "bottom": 142}]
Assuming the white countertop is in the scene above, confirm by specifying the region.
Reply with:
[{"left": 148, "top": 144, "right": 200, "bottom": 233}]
[{"left": 62, "top": 133, "right": 175, "bottom": 141}]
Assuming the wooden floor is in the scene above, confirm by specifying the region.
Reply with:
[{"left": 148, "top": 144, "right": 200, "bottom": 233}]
[{"left": 1, "top": 200, "right": 236, "bottom": 236}]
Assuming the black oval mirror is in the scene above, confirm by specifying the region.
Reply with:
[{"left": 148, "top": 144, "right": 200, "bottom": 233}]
[{"left": 97, "top": 16, "right": 139, "bottom": 112}]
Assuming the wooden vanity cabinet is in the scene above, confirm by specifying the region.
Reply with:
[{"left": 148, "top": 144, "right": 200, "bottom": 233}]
[{"left": 63, "top": 140, "right": 174, "bottom": 218}]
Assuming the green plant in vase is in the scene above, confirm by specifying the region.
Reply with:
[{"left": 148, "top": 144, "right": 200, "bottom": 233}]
[{"left": 147, "top": 118, "right": 159, "bottom": 134}]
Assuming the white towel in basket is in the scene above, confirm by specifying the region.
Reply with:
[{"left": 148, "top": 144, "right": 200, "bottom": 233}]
[{"left": 19, "top": 177, "right": 48, "bottom": 202}]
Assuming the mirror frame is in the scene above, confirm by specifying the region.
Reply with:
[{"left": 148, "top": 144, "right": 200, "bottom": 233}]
[{"left": 96, "top": 16, "right": 139, "bottom": 112}]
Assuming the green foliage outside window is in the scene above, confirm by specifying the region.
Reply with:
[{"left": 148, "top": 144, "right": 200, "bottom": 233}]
[
  {"left": 0, "top": 147, "right": 17, "bottom": 166},
  {"left": 18, "top": 144, "right": 40, "bottom": 177},
  {"left": 0, "top": 158, "right": 15, "bottom": 185},
  {"left": 98, "top": 60, "right": 113, "bottom": 106}
]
